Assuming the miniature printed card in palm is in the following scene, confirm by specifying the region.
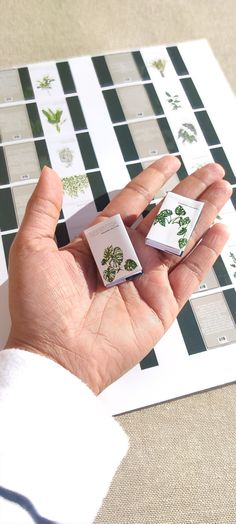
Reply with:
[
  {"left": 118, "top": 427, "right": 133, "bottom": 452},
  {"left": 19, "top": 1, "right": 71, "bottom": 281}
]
[{"left": 145, "top": 191, "right": 204, "bottom": 256}]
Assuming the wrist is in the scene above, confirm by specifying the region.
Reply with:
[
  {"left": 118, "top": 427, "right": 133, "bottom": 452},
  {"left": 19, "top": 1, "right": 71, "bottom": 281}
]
[{"left": 5, "top": 333, "right": 101, "bottom": 395}]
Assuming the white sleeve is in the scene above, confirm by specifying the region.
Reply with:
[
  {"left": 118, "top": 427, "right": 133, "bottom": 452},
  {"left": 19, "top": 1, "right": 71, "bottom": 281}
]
[{"left": 0, "top": 349, "right": 129, "bottom": 524}]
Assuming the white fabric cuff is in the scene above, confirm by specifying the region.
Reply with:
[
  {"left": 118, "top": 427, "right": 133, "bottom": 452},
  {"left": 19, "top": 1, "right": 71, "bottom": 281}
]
[{"left": 0, "top": 349, "right": 129, "bottom": 524}]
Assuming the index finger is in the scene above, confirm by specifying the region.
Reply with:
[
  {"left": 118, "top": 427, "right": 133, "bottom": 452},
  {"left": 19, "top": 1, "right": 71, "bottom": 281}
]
[{"left": 93, "top": 155, "right": 181, "bottom": 227}]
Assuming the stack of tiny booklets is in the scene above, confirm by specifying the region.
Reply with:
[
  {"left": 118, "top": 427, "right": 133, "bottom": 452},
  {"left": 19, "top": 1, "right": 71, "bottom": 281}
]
[{"left": 0, "top": 40, "right": 235, "bottom": 414}]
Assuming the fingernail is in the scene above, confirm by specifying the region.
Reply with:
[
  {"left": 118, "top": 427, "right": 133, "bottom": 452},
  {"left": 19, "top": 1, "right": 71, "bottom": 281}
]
[
  {"left": 204, "top": 162, "right": 225, "bottom": 177},
  {"left": 41, "top": 165, "right": 51, "bottom": 176},
  {"left": 157, "top": 155, "right": 181, "bottom": 174}
]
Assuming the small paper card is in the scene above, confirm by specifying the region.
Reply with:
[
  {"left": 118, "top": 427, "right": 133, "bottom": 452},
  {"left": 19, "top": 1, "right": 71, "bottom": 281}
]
[
  {"left": 84, "top": 214, "right": 143, "bottom": 287},
  {"left": 145, "top": 192, "right": 204, "bottom": 256}
]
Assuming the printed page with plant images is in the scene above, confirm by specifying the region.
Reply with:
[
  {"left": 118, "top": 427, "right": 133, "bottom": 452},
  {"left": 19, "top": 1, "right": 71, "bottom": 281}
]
[{"left": 0, "top": 39, "right": 235, "bottom": 414}]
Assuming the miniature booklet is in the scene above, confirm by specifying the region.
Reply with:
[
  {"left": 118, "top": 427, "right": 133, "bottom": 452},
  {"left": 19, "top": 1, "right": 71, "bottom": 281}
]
[
  {"left": 0, "top": 39, "right": 235, "bottom": 414},
  {"left": 145, "top": 192, "right": 204, "bottom": 255},
  {"left": 84, "top": 214, "right": 142, "bottom": 286}
]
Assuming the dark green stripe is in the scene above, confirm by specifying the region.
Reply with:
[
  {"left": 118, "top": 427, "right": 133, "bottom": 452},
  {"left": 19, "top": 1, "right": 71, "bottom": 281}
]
[
  {"left": 0, "top": 189, "right": 17, "bottom": 231},
  {"left": 0, "top": 147, "right": 9, "bottom": 185},
  {"left": 127, "top": 163, "right": 143, "bottom": 180},
  {"left": 140, "top": 349, "right": 158, "bottom": 369},
  {"left": 26, "top": 103, "right": 44, "bottom": 138},
  {"left": 231, "top": 188, "right": 236, "bottom": 210},
  {"left": 76, "top": 133, "right": 98, "bottom": 170},
  {"left": 114, "top": 125, "right": 139, "bottom": 162},
  {"left": 166, "top": 46, "right": 189, "bottom": 76},
  {"left": 142, "top": 203, "right": 156, "bottom": 218},
  {"left": 177, "top": 300, "right": 206, "bottom": 355},
  {"left": 132, "top": 51, "right": 150, "bottom": 81},
  {"left": 56, "top": 62, "right": 76, "bottom": 94},
  {"left": 35, "top": 140, "right": 51, "bottom": 170},
  {"left": 66, "top": 96, "right": 87, "bottom": 131},
  {"left": 102, "top": 89, "right": 126, "bottom": 123},
  {"left": 55, "top": 222, "right": 70, "bottom": 247},
  {"left": 176, "top": 155, "right": 188, "bottom": 180},
  {"left": 210, "top": 147, "right": 235, "bottom": 184},
  {"left": 194, "top": 111, "right": 220, "bottom": 146},
  {"left": 2, "top": 232, "right": 16, "bottom": 266},
  {"left": 92, "top": 56, "right": 113, "bottom": 87},
  {"left": 158, "top": 118, "right": 178, "bottom": 153},
  {"left": 18, "top": 68, "right": 34, "bottom": 100},
  {"left": 223, "top": 288, "right": 236, "bottom": 323},
  {"left": 180, "top": 77, "right": 204, "bottom": 109},
  {"left": 87, "top": 171, "right": 110, "bottom": 211},
  {"left": 213, "top": 256, "right": 232, "bottom": 286},
  {"left": 144, "top": 84, "right": 164, "bottom": 116}
]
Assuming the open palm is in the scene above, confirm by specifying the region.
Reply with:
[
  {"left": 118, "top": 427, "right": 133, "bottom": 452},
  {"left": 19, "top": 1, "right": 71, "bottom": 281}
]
[{"left": 6, "top": 157, "right": 231, "bottom": 393}]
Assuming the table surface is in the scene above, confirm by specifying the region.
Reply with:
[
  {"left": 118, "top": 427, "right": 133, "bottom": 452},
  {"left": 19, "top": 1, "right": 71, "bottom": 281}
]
[{"left": 1, "top": 1, "right": 235, "bottom": 523}]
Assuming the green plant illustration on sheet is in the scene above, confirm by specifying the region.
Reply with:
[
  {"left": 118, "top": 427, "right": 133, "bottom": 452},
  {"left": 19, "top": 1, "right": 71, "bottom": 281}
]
[
  {"left": 58, "top": 147, "right": 74, "bottom": 167},
  {"left": 62, "top": 174, "right": 89, "bottom": 198},
  {"left": 178, "top": 123, "right": 198, "bottom": 144},
  {"left": 165, "top": 92, "right": 181, "bottom": 110},
  {"left": 42, "top": 108, "right": 66, "bottom": 133},
  {"left": 101, "top": 245, "right": 137, "bottom": 283},
  {"left": 151, "top": 59, "right": 166, "bottom": 77},
  {"left": 37, "top": 75, "right": 55, "bottom": 92},
  {"left": 229, "top": 252, "right": 236, "bottom": 278},
  {"left": 153, "top": 205, "right": 191, "bottom": 250}
]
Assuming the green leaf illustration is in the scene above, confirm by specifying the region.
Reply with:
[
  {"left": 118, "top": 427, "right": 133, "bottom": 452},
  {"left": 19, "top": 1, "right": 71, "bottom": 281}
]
[
  {"left": 103, "top": 267, "right": 117, "bottom": 283},
  {"left": 152, "top": 203, "right": 191, "bottom": 252},
  {"left": 175, "top": 205, "right": 186, "bottom": 216},
  {"left": 37, "top": 75, "right": 55, "bottom": 90},
  {"left": 179, "top": 216, "right": 191, "bottom": 226},
  {"left": 124, "top": 259, "right": 138, "bottom": 271},
  {"left": 154, "top": 214, "right": 166, "bottom": 226},
  {"left": 229, "top": 252, "right": 236, "bottom": 269},
  {"left": 178, "top": 237, "right": 188, "bottom": 249},
  {"left": 101, "top": 244, "right": 139, "bottom": 283},
  {"left": 177, "top": 227, "right": 187, "bottom": 236},
  {"left": 151, "top": 59, "right": 166, "bottom": 77},
  {"left": 161, "top": 209, "right": 173, "bottom": 217},
  {"left": 178, "top": 122, "right": 198, "bottom": 144},
  {"left": 112, "top": 246, "right": 123, "bottom": 265},
  {"left": 102, "top": 245, "right": 113, "bottom": 262},
  {"left": 153, "top": 208, "right": 173, "bottom": 226},
  {"left": 165, "top": 92, "right": 181, "bottom": 110},
  {"left": 62, "top": 174, "right": 89, "bottom": 198},
  {"left": 42, "top": 107, "right": 65, "bottom": 132},
  {"left": 183, "top": 123, "right": 197, "bottom": 134}
]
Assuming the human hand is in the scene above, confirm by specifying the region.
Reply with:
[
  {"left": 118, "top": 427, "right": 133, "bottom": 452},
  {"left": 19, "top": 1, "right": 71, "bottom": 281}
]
[{"left": 6, "top": 157, "right": 232, "bottom": 394}]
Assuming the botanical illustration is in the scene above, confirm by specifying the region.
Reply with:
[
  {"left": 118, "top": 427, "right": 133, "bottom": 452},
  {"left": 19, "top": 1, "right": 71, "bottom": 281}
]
[
  {"left": 165, "top": 92, "right": 181, "bottom": 110},
  {"left": 178, "top": 123, "right": 197, "bottom": 144},
  {"left": 37, "top": 75, "right": 55, "bottom": 93},
  {"left": 62, "top": 174, "right": 89, "bottom": 198},
  {"left": 58, "top": 147, "right": 74, "bottom": 167},
  {"left": 151, "top": 59, "right": 166, "bottom": 77},
  {"left": 153, "top": 205, "right": 191, "bottom": 250},
  {"left": 229, "top": 252, "right": 236, "bottom": 278},
  {"left": 101, "top": 245, "right": 137, "bottom": 283},
  {"left": 42, "top": 108, "right": 66, "bottom": 133}
]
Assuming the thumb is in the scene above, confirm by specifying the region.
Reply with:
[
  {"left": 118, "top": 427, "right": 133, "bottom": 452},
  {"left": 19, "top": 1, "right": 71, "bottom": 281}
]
[{"left": 19, "top": 166, "right": 63, "bottom": 241}]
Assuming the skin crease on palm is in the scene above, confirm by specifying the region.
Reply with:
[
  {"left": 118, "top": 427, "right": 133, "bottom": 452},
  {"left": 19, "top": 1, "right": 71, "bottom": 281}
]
[{"left": 5, "top": 155, "right": 232, "bottom": 395}]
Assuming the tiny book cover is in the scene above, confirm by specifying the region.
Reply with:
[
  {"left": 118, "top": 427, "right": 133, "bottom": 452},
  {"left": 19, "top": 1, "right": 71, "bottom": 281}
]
[
  {"left": 84, "top": 214, "right": 142, "bottom": 287},
  {"left": 145, "top": 192, "right": 204, "bottom": 256}
]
